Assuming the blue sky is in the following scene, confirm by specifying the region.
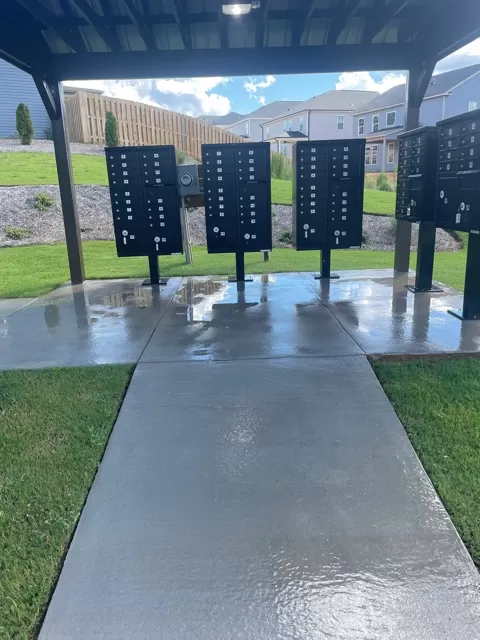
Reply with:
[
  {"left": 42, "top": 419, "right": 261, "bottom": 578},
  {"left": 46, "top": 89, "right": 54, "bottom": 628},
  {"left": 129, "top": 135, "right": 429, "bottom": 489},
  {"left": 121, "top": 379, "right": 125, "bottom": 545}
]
[{"left": 67, "top": 38, "right": 480, "bottom": 117}]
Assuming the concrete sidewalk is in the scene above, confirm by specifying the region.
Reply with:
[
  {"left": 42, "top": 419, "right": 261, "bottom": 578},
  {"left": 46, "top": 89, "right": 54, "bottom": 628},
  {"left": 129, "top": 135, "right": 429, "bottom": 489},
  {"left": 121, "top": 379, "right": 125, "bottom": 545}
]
[{"left": 39, "top": 356, "right": 480, "bottom": 639}]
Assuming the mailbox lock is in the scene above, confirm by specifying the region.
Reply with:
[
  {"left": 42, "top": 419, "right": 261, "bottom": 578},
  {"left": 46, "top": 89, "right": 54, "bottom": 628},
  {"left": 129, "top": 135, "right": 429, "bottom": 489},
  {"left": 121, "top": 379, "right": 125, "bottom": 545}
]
[{"left": 179, "top": 172, "right": 193, "bottom": 187}]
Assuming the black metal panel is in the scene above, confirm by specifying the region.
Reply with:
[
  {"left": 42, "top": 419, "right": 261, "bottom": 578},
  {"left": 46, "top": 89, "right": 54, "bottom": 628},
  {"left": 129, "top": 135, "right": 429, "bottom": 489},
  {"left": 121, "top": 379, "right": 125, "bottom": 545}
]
[
  {"left": 395, "top": 126, "right": 438, "bottom": 223},
  {"left": 436, "top": 108, "right": 480, "bottom": 232},
  {"left": 292, "top": 139, "right": 365, "bottom": 251},
  {"left": 202, "top": 142, "right": 272, "bottom": 255},
  {"left": 106, "top": 145, "right": 182, "bottom": 257}
]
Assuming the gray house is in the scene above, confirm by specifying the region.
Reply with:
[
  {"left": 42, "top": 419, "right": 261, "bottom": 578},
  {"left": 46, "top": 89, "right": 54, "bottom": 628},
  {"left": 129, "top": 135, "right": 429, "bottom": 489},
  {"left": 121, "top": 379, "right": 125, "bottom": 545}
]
[
  {"left": 353, "top": 64, "right": 480, "bottom": 172},
  {"left": 198, "top": 112, "right": 244, "bottom": 128},
  {"left": 0, "top": 58, "right": 51, "bottom": 138},
  {"left": 224, "top": 101, "right": 299, "bottom": 142},
  {"left": 261, "top": 90, "right": 378, "bottom": 157}
]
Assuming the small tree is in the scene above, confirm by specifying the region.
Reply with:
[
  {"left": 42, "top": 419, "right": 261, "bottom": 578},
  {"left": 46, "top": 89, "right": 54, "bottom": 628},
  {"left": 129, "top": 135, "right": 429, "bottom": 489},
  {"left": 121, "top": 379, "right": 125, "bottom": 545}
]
[
  {"left": 376, "top": 172, "right": 392, "bottom": 192},
  {"left": 16, "top": 103, "right": 34, "bottom": 145},
  {"left": 105, "top": 111, "right": 119, "bottom": 147}
]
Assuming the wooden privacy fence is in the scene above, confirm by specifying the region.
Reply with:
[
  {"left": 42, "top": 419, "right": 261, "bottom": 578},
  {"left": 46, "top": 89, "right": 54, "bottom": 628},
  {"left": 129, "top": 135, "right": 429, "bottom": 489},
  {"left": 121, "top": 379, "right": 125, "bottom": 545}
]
[{"left": 66, "top": 91, "right": 247, "bottom": 159}]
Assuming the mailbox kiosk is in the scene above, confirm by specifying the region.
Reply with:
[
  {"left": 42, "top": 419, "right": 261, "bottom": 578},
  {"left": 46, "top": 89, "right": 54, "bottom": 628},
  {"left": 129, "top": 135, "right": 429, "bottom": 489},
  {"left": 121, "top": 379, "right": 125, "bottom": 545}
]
[
  {"left": 106, "top": 144, "right": 182, "bottom": 284},
  {"left": 202, "top": 142, "right": 272, "bottom": 281},
  {"left": 436, "top": 109, "right": 480, "bottom": 319},
  {"left": 396, "top": 126, "right": 441, "bottom": 292},
  {"left": 292, "top": 139, "right": 365, "bottom": 278}
]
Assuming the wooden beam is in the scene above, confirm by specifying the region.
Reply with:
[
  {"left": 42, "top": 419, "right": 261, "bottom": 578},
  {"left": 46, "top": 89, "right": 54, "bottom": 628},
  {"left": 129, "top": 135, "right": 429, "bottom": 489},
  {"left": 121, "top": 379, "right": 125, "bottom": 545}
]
[
  {"left": 69, "top": 0, "right": 121, "bottom": 51},
  {"left": 46, "top": 43, "right": 422, "bottom": 80},
  {"left": 172, "top": 0, "right": 192, "bottom": 50},
  {"left": 256, "top": 0, "right": 272, "bottom": 48},
  {"left": 363, "top": 0, "right": 414, "bottom": 44},
  {"left": 15, "top": 0, "right": 86, "bottom": 52},
  {"left": 327, "top": 0, "right": 363, "bottom": 45},
  {"left": 291, "top": 0, "right": 316, "bottom": 47},
  {"left": 121, "top": 0, "right": 156, "bottom": 50}
]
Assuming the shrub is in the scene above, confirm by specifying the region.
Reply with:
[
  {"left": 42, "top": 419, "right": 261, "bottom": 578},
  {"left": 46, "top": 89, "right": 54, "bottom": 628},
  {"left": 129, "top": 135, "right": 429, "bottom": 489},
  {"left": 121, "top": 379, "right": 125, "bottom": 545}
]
[
  {"left": 4, "top": 225, "right": 33, "bottom": 240},
  {"left": 105, "top": 111, "right": 119, "bottom": 147},
  {"left": 271, "top": 152, "right": 292, "bottom": 180},
  {"left": 278, "top": 230, "right": 292, "bottom": 244},
  {"left": 364, "top": 174, "right": 377, "bottom": 190},
  {"left": 16, "top": 103, "right": 34, "bottom": 145},
  {"left": 176, "top": 149, "right": 187, "bottom": 164},
  {"left": 34, "top": 192, "right": 56, "bottom": 211},
  {"left": 377, "top": 172, "right": 392, "bottom": 191}
]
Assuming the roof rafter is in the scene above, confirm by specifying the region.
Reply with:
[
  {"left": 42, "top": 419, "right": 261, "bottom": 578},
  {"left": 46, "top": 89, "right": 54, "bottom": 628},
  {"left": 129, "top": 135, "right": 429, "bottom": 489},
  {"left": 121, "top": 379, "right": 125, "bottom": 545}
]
[
  {"left": 291, "top": 0, "right": 316, "bottom": 47},
  {"left": 15, "top": 0, "right": 87, "bottom": 52},
  {"left": 172, "top": 0, "right": 192, "bottom": 50},
  {"left": 327, "top": 0, "right": 364, "bottom": 46},
  {"left": 69, "top": 0, "right": 121, "bottom": 51},
  {"left": 256, "top": 0, "right": 272, "bottom": 48},
  {"left": 121, "top": 0, "right": 156, "bottom": 50},
  {"left": 362, "top": 0, "right": 414, "bottom": 44}
]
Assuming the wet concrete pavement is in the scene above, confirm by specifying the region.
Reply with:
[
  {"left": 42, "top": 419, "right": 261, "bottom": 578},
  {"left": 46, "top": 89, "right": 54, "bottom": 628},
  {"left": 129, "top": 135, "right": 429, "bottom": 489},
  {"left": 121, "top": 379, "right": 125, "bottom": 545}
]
[
  {"left": 39, "top": 357, "right": 480, "bottom": 639},
  {"left": 2, "top": 271, "right": 480, "bottom": 637}
]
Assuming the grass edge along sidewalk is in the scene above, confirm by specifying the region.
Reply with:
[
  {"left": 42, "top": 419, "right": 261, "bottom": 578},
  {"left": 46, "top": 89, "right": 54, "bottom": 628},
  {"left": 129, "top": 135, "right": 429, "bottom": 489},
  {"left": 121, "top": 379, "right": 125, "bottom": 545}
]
[
  {"left": 0, "top": 365, "right": 133, "bottom": 640},
  {"left": 373, "top": 358, "right": 480, "bottom": 568}
]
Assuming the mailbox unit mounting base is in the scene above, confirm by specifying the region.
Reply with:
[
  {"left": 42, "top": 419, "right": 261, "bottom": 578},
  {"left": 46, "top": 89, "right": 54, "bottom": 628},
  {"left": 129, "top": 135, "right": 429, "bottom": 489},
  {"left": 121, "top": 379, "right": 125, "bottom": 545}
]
[
  {"left": 406, "top": 285, "right": 443, "bottom": 294},
  {"left": 448, "top": 309, "right": 480, "bottom": 322},
  {"left": 313, "top": 273, "right": 340, "bottom": 280},
  {"left": 142, "top": 278, "right": 168, "bottom": 286},
  {"left": 228, "top": 275, "right": 253, "bottom": 283}
]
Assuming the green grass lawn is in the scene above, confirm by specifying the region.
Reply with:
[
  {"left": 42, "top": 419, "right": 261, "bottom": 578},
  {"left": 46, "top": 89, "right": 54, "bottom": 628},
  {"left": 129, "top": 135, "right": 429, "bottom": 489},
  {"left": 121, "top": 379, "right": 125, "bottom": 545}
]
[
  {"left": 373, "top": 358, "right": 480, "bottom": 567},
  {"left": 0, "top": 152, "right": 396, "bottom": 214},
  {"left": 0, "top": 365, "right": 132, "bottom": 639},
  {"left": 0, "top": 240, "right": 467, "bottom": 299}
]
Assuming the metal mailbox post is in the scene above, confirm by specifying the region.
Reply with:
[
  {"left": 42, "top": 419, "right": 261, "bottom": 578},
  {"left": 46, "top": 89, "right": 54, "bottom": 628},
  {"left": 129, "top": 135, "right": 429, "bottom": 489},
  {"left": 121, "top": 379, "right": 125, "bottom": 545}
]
[
  {"left": 292, "top": 139, "right": 365, "bottom": 279},
  {"left": 396, "top": 126, "right": 441, "bottom": 293},
  {"left": 106, "top": 145, "right": 182, "bottom": 284},
  {"left": 202, "top": 142, "right": 272, "bottom": 282},
  {"left": 436, "top": 109, "right": 480, "bottom": 320}
]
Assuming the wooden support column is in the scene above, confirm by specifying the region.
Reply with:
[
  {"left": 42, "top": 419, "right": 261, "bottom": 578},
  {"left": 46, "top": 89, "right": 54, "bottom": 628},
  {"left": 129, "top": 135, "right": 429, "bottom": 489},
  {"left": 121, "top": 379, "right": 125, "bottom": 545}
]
[
  {"left": 394, "top": 60, "right": 436, "bottom": 273},
  {"left": 35, "top": 78, "right": 85, "bottom": 284}
]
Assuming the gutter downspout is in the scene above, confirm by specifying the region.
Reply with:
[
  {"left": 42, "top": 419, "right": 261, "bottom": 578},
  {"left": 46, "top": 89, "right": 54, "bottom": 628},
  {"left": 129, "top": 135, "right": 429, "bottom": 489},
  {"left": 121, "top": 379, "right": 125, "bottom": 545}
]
[
  {"left": 442, "top": 95, "right": 447, "bottom": 119},
  {"left": 307, "top": 110, "right": 311, "bottom": 139}
]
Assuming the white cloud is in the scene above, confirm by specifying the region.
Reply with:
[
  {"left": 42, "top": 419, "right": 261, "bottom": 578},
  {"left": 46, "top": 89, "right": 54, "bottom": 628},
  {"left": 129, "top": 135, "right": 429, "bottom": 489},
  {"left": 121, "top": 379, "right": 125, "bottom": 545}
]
[
  {"left": 258, "top": 96, "right": 266, "bottom": 106},
  {"left": 335, "top": 71, "right": 406, "bottom": 93},
  {"left": 64, "top": 76, "right": 232, "bottom": 117},
  {"left": 435, "top": 37, "right": 480, "bottom": 73},
  {"left": 244, "top": 75, "right": 276, "bottom": 104}
]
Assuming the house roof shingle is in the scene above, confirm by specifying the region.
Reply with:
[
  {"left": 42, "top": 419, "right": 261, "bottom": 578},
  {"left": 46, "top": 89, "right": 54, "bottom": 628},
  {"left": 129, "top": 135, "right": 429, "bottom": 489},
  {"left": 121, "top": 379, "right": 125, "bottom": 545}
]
[
  {"left": 264, "top": 90, "right": 379, "bottom": 125},
  {"left": 355, "top": 64, "right": 480, "bottom": 114}
]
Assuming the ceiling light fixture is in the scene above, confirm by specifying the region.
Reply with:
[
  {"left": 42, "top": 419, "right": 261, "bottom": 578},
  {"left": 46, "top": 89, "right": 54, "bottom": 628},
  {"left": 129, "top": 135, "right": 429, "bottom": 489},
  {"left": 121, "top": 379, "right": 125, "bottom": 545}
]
[{"left": 222, "top": 3, "right": 253, "bottom": 16}]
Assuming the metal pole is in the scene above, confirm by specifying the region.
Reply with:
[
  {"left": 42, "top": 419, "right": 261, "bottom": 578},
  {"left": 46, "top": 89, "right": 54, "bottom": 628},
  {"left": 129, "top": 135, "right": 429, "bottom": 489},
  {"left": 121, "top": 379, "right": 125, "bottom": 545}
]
[
  {"left": 408, "top": 221, "right": 442, "bottom": 293},
  {"left": 235, "top": 251, "right": 245, "bottom": 282},
  {"left": 449, "top": 233, "right": 480, "bottom": 320},
  {"left": 180, "top": 196, "right": 193, "bottom": 264},
  {"left": 313, "top": 249, "right": 339, "bottom": 280},
  {"left": 49, "top": 82, "right": 85, "bottom": 284},
  {"left": 148, "top": 255, "right": 160, "bottom": 285},
  {"left": 394, "top": 62, "right": 435, "bottom": 274}
]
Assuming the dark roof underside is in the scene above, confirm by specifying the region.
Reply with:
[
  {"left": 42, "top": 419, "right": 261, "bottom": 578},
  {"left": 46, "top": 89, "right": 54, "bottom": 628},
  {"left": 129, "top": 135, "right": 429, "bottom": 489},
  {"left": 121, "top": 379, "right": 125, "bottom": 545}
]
[{"left": 1, "top": 0, "right": 479, "bottom": 81}]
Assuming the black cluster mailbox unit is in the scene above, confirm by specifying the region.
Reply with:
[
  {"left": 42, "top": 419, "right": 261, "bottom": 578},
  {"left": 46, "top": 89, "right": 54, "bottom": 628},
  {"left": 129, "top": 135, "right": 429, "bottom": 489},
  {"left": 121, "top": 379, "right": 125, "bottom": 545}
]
[
  {"left": 105, "top": 145, "right": 182, "bottom": 284},
  {"left": 202, "top": 142, "right": 272, "bottom": 281},
  {"left": 436, "top": 109, "right": 480, "bottom": 319},
  {"left": 292, "top": 139, "right": 365, "bottom": 279},
  {"left": 395, "top": 126, "right": 441, "bottom": 293}
]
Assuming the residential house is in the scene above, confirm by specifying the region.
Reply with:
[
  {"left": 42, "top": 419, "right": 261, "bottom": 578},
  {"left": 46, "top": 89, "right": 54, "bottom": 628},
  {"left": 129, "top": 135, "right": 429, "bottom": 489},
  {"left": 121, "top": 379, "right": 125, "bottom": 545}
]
[
  {"left": 354, "top": 64, "right": 480, "bottom": 172},
  {"left": 261, "top": 90, "right": 379, "bottom": 157},
  {"left": 0, "top": 58, "right": 103, "bottom": 139},
  {"left": 198, "top": 112, "right": 244, "bottom": 128},
  {"left": 224, "top": 101, "right": 299, "bottom": 142}
]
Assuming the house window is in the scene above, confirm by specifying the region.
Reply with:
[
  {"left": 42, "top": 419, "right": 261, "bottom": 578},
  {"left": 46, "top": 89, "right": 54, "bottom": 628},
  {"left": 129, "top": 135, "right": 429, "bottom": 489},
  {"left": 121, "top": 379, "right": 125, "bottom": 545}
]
[
  {"left": 284, "top": 120, "right": 292, "bottom": 131},
  {"left": 365, "top": 144, "right": 378, "bottom": 166},
  {"left": 358, "top": 117, "right": 365, "bottom": 135},
  {"left": 468, "top": 101, "right": 478, "bottom": 111},
  {"left": 372, "top": 114, "right": 379, "bottom": 132},
  {"left": 386, "top": 111, "right": 396, "bottom": 127},
  {"left": 387, "top": 142, "right": 395, "bottom": 164},
  {"left": 299, "top": 116, "right": 304, "bottom": 132},
  {"left": 337, "top": 115, "right": 344, "bottom": 130}
]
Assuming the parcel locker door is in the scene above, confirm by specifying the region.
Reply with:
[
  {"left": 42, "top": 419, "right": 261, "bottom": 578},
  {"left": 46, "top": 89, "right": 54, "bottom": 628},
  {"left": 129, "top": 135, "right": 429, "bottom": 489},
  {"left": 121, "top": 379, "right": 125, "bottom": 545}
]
[
  {"left": 110, "top": 188, "right": 146, "bottom": 256},
  {"left": 144, "top": 187, "right": 182, "bottom": 255},
  {"left": 237, "top": 182, "right": 272, "bottom": 252},
  {"left": 436, "top": 177, "right": 460, "bottom": 230},
  {"left": 294, "top": 180, "right": 328, "bottom": 250},
  {"left": 204, "top": 184, "right": 238, "bottom": 253},
  {"left": 328, "top": 183, "right": 362, "bottom": 249}
]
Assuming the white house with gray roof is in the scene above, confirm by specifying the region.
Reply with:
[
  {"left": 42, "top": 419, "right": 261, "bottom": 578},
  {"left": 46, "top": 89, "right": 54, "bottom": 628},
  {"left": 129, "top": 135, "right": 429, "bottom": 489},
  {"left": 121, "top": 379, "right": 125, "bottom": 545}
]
[
  {"left": 261, "top": 90, "right": 378, "bottom": 157},
  {"left": 353, "top": 64, "right": 480, "bottom": 172},
  {"left": 223, "top": 101, "right": 299, "bottom": 142}
]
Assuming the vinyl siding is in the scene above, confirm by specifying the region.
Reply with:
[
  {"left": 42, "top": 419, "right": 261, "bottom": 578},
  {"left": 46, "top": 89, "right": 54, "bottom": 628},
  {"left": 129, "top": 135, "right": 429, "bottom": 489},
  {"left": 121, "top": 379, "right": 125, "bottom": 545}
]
[
  {"left": 444, "top": 73, "right": 480, "bottom": 118},
  {"left": 225, "top": 118, "right": 265, "bottom": 141},
  {"left": 0, "top": 59, "right": 50, "bottom": 139},
  {"left": 309, "top": 111, "right": 355, "bottom": 139}
]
